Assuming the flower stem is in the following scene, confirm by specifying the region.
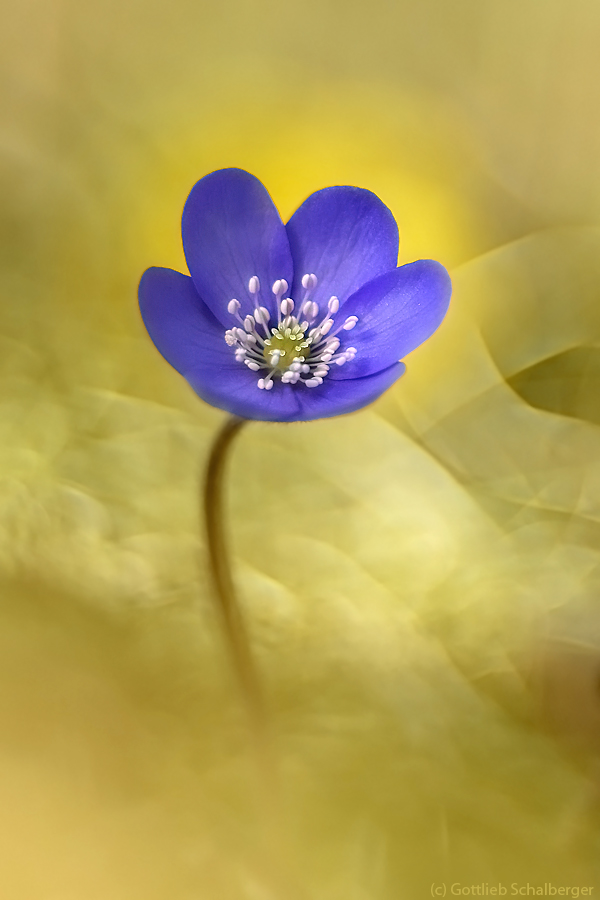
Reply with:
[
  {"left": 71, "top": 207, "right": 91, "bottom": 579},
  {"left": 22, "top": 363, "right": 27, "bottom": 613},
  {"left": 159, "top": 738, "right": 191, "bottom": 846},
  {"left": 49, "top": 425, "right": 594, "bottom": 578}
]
[
  {"left": 202, "top": 415, "right": 307, "bottom": 900},
  {"left": 202, "top": 415, "right": 268, "bottom": 745}
]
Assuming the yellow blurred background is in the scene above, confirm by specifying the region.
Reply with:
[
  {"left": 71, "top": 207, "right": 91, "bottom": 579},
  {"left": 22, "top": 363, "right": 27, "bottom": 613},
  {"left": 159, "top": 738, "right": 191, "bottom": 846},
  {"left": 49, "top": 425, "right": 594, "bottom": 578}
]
[{"left": 2, "top": 0, "right": 600, "bottom": 896}]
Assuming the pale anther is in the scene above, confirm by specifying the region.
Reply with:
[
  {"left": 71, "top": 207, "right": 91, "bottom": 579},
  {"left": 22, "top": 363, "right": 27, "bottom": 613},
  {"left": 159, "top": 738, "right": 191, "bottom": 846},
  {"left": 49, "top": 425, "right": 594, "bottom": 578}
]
[
  {"left": 248, "top": 276, "right": 260, "bottom": 294},
  {"left": 304, "top": 301, "right": 318, "bottom": 321},
  {"left": 254, "top": 306, "right": 270, "bottom": 325},
  {"left": 228, "top": 299, "right": 241, "bottom": 315},
  {"left": 272, "top": 279, "right": 288, "bottom": 296},
  {"left": 301, "top": 273, "right": 318, "bottom": 291},
  {"left": 343, "top": 316, "right": 358, "bottom": 330}
]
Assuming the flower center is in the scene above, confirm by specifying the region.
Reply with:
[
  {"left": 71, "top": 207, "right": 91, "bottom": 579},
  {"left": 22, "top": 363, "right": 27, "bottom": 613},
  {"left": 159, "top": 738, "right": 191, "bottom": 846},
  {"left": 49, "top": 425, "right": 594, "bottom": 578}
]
[
  {"left": 263, "top": 322, "right": 310, "bottom": 371},
  {"left": 224, "top": 274, "right": 358, "bottom": 391}
]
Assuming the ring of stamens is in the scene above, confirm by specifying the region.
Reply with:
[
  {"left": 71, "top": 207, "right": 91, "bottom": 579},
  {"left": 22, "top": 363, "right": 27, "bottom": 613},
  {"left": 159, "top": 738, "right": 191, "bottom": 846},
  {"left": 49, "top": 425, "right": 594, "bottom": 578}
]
[{"left": 224, "top": 274, "right": 358, "bottom": 390}]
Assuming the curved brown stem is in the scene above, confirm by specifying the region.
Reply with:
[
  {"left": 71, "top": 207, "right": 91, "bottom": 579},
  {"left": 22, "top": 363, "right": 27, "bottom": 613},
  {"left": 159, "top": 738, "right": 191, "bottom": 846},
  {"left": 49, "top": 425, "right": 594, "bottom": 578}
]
[
  {"left": 202, "top": 415, "right": 307, "bottom": 900},
  {"left": 202, "top": 415, "right": 267, "bottom": 742}
]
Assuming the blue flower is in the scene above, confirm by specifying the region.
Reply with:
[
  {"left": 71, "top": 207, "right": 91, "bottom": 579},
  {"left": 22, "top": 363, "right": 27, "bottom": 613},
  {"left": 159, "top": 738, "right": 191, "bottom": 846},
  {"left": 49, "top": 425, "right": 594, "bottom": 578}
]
[{"left": 139, "top": 168, "right": 451, "bottom": 422}]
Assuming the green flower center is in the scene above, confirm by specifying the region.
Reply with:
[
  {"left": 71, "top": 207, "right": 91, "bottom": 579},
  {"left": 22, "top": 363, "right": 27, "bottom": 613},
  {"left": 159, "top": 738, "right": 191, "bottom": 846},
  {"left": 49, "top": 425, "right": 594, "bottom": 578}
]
[{"left": 263, "top": 323, "right": 311, "bottom": 372}]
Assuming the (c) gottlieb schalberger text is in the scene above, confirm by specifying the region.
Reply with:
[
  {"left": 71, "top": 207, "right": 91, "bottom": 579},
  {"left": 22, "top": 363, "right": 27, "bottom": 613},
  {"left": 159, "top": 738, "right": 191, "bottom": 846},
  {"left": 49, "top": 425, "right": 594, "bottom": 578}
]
[{"left": 431, "top": 884, "right": 595, "bottom": 898}]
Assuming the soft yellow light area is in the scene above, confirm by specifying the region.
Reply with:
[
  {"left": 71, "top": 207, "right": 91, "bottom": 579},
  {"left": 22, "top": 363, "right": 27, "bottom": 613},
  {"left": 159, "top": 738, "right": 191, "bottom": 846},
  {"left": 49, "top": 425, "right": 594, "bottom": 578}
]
[
  {"left": 134, "top": 82, "right": 494, "bottom": 276},
  {"left": 2, "top": 0, "right": 600, "bottom": 896}
]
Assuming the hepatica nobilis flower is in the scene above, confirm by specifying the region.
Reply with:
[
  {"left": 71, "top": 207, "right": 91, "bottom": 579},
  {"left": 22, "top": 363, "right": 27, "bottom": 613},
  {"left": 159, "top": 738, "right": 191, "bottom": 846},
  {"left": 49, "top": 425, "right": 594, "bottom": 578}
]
[{"left": 139, "top": 168, "right": 451, "bottom": 422}]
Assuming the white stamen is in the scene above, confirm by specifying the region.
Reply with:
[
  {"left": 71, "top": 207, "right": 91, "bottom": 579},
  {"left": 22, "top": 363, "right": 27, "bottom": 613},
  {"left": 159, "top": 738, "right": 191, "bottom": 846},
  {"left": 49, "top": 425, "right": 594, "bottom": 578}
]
[
  {"left": 273, "top": 279, "right": 288, "bottom": 325},
  {"left": 223, "top": 272, "right": 359, "bottom": 390},
  {"left": 254, "top": 306, "right": 270, "bottom": 326},
  {"left": 272, "top": 279, "right": 288, "bottom": 296},
  {"left": 303, "top": 301, "right": 319, "bottom": 322}
]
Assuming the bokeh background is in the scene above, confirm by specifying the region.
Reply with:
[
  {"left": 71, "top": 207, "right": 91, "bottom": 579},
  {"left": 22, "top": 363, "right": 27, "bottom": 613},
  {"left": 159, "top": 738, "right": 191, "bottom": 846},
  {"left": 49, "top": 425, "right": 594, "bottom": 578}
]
[{"left": 2, "top": 0, "right": 600, "bottom": 896}]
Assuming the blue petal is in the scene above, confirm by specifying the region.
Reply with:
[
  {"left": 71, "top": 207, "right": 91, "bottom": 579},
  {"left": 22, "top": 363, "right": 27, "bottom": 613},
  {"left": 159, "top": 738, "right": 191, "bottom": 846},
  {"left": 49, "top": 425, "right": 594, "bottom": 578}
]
[
  {"left": 285, "top": 186, "right": 399, "bottom": 310},
  {"left": 186, "top": 361, "right": 406, "bottom": 422},
  {"left": 329, "top": 260, "right": 451, "bottom": 380},
  {"left": 293, "top": 362, "right": 406, "bottom": 421},
  {"left": 182, "top": 168, "right": 294, "bottom": 326},
  {"left": 139, "top": 266, "right": 236, "bottom": 375},
  {"left": 186, "top": 364, "right": 303, "bottom": 421}
]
